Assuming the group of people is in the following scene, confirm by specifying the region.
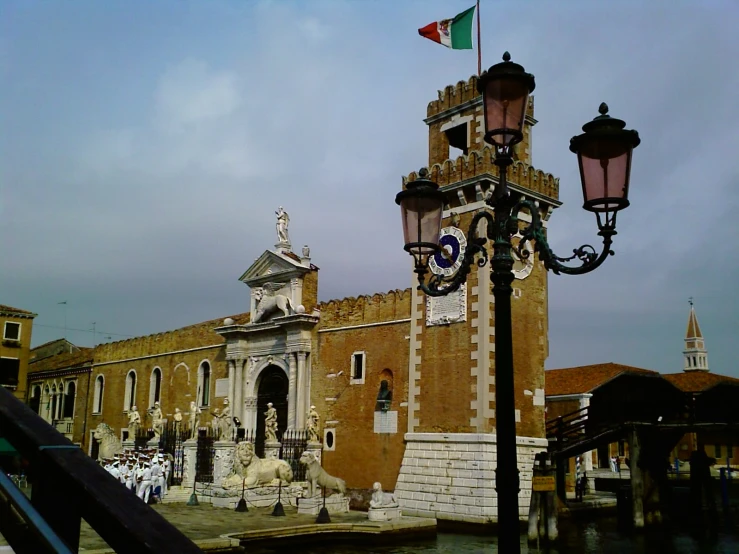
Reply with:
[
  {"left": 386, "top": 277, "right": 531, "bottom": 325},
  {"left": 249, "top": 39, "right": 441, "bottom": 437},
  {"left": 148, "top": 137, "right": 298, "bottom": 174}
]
[{"left": 101, "top": 449, "right": 170, "bottom": 504}]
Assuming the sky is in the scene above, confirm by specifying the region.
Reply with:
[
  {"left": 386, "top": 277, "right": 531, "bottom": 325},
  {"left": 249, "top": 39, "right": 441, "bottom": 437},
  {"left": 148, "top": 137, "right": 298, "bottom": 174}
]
[{"left": 2, "top": 0, "right": 738, "bottom": 377}]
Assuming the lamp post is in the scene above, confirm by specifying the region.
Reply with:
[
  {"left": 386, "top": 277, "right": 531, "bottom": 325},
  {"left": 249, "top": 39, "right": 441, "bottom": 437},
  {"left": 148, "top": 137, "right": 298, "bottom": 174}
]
[{"left": 396, "top": 52, "right": 640, "bottom": 553}]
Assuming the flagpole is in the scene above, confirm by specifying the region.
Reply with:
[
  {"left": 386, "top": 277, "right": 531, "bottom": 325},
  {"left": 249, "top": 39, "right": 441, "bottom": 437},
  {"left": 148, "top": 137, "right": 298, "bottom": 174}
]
[{"left": 476, "top": 0, "right": 482, "bottom": 75}]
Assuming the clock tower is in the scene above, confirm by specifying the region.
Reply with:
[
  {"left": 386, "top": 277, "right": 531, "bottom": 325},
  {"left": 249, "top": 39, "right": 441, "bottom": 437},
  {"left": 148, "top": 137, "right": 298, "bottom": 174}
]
[{"left": 394, "top": 76, "right": 562, "bottom": 523}]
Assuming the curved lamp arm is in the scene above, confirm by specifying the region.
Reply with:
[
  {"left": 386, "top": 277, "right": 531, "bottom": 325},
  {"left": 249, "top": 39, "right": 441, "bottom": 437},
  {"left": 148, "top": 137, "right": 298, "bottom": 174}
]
[
  {"left": 515, "top": 199, "right": 616, "bottom": 276},
  {"left": 417, "top": 210, "right": 496, "bottom": 297}
]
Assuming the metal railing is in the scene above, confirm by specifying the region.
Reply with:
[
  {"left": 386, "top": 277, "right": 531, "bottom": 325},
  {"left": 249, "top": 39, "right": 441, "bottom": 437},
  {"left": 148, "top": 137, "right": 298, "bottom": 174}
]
[{"left": 0, "top": 385, "right": 201, "bottom": 553}]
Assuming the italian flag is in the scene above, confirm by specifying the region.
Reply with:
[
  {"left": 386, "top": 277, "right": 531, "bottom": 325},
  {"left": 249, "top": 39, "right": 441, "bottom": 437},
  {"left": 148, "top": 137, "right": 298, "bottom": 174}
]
[{"left": 418, "top": 6, "right": 475, "bottom": 50}]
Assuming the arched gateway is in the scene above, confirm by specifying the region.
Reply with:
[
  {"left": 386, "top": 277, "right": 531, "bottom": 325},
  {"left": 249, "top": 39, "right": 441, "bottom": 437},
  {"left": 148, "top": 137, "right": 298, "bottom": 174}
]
[{"left": 255, "top": 366, "right": 288, "bottom": 457}]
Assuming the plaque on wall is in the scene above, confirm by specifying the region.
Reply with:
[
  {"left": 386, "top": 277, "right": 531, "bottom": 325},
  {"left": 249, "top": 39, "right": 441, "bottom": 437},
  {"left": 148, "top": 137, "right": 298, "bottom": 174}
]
[
  {"left": 425, "top": 283, "right": 467, "bottom": 326},
  {"left": 214, "top": 378, "right": 229, "bottom": 398},
  {"left": 373, "top": 411, "right": 398, "bottom": 434}
]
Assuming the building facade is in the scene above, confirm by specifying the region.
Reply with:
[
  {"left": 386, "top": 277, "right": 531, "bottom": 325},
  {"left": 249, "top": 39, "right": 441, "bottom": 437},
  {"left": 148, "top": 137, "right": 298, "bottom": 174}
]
[
  {"left": 1, "top": 304, "right": 37, "bottom": 401},
  {"left": 24, "top": 74, "right": 563, "bottom": 523}
]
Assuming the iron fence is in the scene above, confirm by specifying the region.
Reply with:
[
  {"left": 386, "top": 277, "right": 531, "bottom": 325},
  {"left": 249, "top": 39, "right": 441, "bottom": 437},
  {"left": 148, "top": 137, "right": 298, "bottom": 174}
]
[
  {"left": 280, "top": 429, "right": 309, "bottom": 482},
  {"left": 159, "top": 421, "right": 188, "bottom": 486},
  {"left": 134, "top": 428, "right": 153, "bottom": 451},
  {"left": 233, "top": 427, "right": 257, "bottom": 444},
  {"left": 195, "top": 428, "right": 217, "bottom": 483}
]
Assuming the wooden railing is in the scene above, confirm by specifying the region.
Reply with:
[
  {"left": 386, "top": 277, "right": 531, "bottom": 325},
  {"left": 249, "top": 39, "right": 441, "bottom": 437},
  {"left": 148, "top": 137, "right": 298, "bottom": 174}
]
[{"left": 0, "top": 386, "right": 202, "bottom": 553}]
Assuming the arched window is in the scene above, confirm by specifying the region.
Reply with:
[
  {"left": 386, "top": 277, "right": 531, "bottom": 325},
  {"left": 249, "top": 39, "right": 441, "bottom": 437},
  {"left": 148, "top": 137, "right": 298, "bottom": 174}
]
[
  {"left": 93, "top": 375, "right": 104, "bottom": 414},
  {"left": 63, "top": 381, "right": 76, "bottom": 419},
  {"left": 149, "top": 367, "right": 162, "bottom": 407},
  {"left": 198, "top": 361, "right": 211, "bottom": 407},
  {"left": 124, "top": 370, "right": 137, "bottom": 411},
  {"left": 51, "top": 385, "right": 59, "bottom": 421}
]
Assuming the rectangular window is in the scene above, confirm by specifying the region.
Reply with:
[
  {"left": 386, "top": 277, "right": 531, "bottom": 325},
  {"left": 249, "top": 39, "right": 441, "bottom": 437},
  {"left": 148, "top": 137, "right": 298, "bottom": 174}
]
[
  {"left": 3, "top": 322, "right": 20, "bottom": 341},
  {"left": 0, "top": 357, "right": 20, "bottom": 388},
  {"left": 351, "top": 352, "right": 365, "bottom": 384}
]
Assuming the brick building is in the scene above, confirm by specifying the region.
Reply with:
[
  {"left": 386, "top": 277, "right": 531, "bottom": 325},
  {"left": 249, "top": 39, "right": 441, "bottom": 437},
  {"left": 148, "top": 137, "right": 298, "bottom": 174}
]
[
  {"left": 24, "top": 73, "right": 564, "bottom": 523},
  {"left": 1, "top": 304, "right": 37, "bottom": 401}
]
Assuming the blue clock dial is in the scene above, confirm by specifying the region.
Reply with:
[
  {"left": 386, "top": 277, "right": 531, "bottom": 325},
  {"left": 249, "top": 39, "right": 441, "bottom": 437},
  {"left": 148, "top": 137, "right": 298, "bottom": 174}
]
[{"left": 433, "top": 234, "right": 461, "bottom": 269}]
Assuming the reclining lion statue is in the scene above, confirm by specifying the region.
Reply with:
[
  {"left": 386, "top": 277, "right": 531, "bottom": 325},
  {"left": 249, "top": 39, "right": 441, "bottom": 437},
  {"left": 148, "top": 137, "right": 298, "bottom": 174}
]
[{"left": 222, "top": 442, "right": 293, "bottom": 489}]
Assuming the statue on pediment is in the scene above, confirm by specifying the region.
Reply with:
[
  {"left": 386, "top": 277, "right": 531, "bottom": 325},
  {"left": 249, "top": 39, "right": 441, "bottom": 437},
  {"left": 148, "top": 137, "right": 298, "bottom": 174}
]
[{"left": 276, "top": 206, "right": 290, "bottom": 245}]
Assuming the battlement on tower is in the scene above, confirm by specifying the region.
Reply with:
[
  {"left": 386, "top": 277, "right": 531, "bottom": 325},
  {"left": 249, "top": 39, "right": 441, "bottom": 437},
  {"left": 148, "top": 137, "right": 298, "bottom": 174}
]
[
  {"left": 426, "top": 75, "right": 535, "bottom": 121},
  {"left": 402, "top": 147, "right": 559, "bottom": 204},
  {"left": 317, "top": 289, "right": 411, "bottom": 329}
]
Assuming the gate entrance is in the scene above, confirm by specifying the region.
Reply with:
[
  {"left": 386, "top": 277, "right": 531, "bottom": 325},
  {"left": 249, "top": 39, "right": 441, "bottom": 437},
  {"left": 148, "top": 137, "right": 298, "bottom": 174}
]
[{"left": 255, "top": 365, "right": 288, "bottom": 457}]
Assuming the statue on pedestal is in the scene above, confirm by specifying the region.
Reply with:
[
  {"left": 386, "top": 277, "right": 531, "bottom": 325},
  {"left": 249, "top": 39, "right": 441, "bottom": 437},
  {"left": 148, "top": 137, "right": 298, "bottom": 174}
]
[
  {"left": 222, "top": 442, "right": 294, "bottom": 490},
  {"left": 370, "top": 482, "right": 399, "bottom": 508},
  {"left": 307, "top": 405, "right": 321, "bottom": 443},
  {"left": 264, "top": 402, "right": 278, "bottom": 442},
  {"left": 211, "top": 408, "right": 222, "bottom": 437},
  {"left": 149, "top": 402, "right": 164, "bottom": 440},
  {"left": 220, "top": 398, "right": 233, "bottom": 441},
  {"left": 188, "top": 401, "right": 201, "bottom": 439},
  {"left": 173, "top": 407, "right": 183, "bottom": 435},
  {"left": 276, "top": 206, "right": 290, "bottom": 246},
  {"left": 127, "top": 406, "right": 141, "bottom": 438}
]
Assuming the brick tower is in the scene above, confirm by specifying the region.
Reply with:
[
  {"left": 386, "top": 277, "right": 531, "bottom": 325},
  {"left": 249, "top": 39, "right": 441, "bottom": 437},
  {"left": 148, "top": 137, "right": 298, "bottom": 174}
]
[{"left": 394, "top": 76, "right": 562, "bottom": 522}]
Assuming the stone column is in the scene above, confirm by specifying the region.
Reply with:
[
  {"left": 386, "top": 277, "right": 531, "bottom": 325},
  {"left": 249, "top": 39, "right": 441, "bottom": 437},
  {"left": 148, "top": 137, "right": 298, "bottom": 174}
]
[
  {"left": 305, "top": 353, "right": 312, "bottom": 415},
  {"left": 287, "top": 352, "right": 297, "bottom": 429},
  {"left": 296, "top": 352, "right": 307, "bottom": 429},
  {"left": 234, "top": 358, "right": 244, "bottom": 423},
  {"left": 579, "top": 394, "right": 594, "bottom": 472},
  {"left": 182, "top": 439, "right": 199, "bottom": 488},
  {"left": 227, "top": 360, "right": 235, "bottom": 419},
  {"left": 264, "top": 440, "right": 281, "bottom": 460},
  {"left": 244, "top": 397, "right": 258, "bottom": 431}
]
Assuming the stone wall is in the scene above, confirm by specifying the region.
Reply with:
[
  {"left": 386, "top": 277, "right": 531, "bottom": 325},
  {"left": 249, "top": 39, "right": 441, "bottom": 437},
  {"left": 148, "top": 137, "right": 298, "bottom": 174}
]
[
  {"left": 394, "top": 433, "right": 548, "bottom": 523},
  {"left": 311, "top": 289, "right": 411, "bottom": 490}
]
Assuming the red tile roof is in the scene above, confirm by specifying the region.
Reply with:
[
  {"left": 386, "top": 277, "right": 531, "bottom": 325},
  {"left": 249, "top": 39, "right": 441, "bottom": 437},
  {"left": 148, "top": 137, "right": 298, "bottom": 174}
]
[
  {"left": 28, "top": 348, "right": 94, "bottom": 373},
  {"left": 0, "top": 304, "right": 37, "bottom": 316},
  {"left": 663, "top": 371, "right": 739, "bottom": 393},
  {"left": 546, "top": 363, "right": 659, "bottom": 396}
]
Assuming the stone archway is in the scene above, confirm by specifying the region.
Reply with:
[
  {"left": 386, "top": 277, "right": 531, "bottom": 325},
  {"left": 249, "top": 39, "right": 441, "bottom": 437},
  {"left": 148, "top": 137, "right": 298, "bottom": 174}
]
[{"left": 255, "top": 366, "right": 288, "bottom": 457}]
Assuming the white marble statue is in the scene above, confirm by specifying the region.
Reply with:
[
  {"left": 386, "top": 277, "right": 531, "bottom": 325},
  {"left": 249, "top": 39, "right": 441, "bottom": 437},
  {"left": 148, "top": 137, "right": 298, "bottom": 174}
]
[
  {"left": 276, "top": 206, "right": 290, "bottom": 245},
  {"left": 300, "top": 450, "right": 346, "bottom": 498},
  {"left": 307, "top": 405, "right": 320, "bottom": 443},
  {"left": 127, "top": 406, "right": 141, "bottom": 438},
  {"left": 220, "top": 398, "right": 232, "bottom": 441},
  {"left": 149, "top": 402, "right": 164, "bottom": 440},
  {"left": 370, "top": 482, "right": 399, "bottom": 508},
  {"left": 222, "top": 442, "right": 293, "bottom": 489},
  {"left": 264, "top": 402, "right": 278, "bottom": 442},
  {"left": 302, "top": 245, "right": 310, "bottom": 258},
  {"left": 211, "top": 408, "right": 222, "bottom": 437},
  {"left": 173, "top": 407, "right": 183, "bottom": 435},
  {"left": 188, "top": 401, "right": 201, "bottom": 438},
  {"left": 252, "top": 282, "right": 293, "bottom": 323},
  {"left": 92, "top": 423, "right": 123, "bottom": 461}
]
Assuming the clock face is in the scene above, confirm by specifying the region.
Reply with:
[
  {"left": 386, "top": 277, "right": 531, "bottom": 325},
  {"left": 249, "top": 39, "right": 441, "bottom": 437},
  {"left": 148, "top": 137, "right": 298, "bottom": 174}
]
[{"left": 429, "top": 227, "right": 467, "bottom": 278}]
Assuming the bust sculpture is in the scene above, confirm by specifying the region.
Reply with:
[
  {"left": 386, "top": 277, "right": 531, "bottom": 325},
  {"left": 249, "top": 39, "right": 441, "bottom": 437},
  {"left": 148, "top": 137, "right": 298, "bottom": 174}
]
[
  {"left": 370, "top": 482, "right": 399, "bottom": 509},
  {"left": 264, "top": 402, "right": 278, "bottom": 442},
  {"left": 127, "top": 406, "right": 141, "bottom": 438},
  {"left": 375, "top": 380, "right": 393, "bottom": 412},
  {"left": 307, "top": 405, "right": 320, "bottom": 443}
]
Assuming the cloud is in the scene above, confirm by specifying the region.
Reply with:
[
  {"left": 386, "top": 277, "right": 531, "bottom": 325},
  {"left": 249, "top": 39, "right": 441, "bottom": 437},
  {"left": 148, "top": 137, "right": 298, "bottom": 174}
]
[{"left": 2, "top": 0, "right": 739, "bottom": 379}]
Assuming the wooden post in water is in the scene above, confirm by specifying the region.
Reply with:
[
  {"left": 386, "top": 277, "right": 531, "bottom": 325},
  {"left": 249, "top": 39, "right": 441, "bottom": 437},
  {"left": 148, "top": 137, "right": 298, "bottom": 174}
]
[{"left": 528, "top": 451, "right": 558, "bottom": 543}]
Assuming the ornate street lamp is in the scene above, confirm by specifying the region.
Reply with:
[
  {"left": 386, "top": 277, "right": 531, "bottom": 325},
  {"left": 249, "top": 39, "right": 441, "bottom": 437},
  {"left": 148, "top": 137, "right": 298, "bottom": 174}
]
[{"left": 396, "top": 52, "right": 640, "bottom": 553}]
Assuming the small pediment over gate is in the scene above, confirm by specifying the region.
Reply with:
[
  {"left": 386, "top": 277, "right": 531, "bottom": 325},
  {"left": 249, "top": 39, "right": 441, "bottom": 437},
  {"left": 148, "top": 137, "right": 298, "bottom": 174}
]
[{"left": 239, "top": 250, "right": 313, "bottom": 288}]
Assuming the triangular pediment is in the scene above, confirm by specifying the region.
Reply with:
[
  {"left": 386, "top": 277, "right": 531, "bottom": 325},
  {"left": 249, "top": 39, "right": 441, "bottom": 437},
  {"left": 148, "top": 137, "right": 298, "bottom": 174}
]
[{"left": 239, "top": 250, "right": 309, "bottom": 287}]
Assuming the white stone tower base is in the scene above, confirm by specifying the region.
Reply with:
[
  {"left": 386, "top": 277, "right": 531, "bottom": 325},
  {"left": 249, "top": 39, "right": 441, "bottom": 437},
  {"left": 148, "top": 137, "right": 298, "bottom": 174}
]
[{"left": 393, "top": 433, "right": 548, "bottom": 524}]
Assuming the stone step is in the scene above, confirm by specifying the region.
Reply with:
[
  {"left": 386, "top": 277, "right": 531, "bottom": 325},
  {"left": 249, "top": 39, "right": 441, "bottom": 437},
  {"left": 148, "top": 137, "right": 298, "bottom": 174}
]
[{"left": 160, "top": 486, "right": 193, "bottom": 504}]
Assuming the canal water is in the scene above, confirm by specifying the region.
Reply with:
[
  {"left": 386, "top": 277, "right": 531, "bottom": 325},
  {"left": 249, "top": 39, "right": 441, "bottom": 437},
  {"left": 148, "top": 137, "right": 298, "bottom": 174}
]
[{"left": 263, "top": 517, "right": 739, "bottom": 554}]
